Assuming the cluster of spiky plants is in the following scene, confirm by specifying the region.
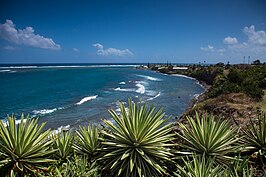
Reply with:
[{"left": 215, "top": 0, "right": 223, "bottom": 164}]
[
  {"left": 73, "top": 124, "right": 100, "bottom": 160},
  {"left": 177, "top": 112, "right": 239, "bottom": 164},
  {"left": 0, "top": 101, "right": 266, "bottom": 177},
  {"left": 0, "top": 114, "right": 55, "bottom": 176},
  {"left": 100, "top": 100, "right": 175, "bottom": 177}
]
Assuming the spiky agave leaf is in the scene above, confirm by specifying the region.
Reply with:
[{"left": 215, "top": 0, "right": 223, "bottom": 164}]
[
  {"left": 0, "top": 114, "right": 55, "bottom": 175},
  {"left": 222, "top": 157, "right": 253, "bottom": 177},
  {"left": 177, "top": 112, "right": 239, "bottom": 164},
  {"left": 49, "top": 154, "right": 99, "bottom": 177},
  {"left": 73, "top": 124, "right": 100, "bottom": 160},
  {"left": 53, "top": 131, "right": 74, "bottom": 162},
  {"left": 101, "top": 100, "right": 175, "bottom": 177},
  {"left": 174, "top": 155, "right": 224, "bottom": 177},
  {"left": 242, "top": 112, "right": 266, "bottom": 158}
]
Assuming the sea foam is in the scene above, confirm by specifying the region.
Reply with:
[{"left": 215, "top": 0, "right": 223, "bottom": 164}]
[
  {"left": 0, "top": 69, "right": 11, "bottom": 72},
  {"left": 171, "top": 74, "right": 196, "bottom": 80},
  {"left": 76, "top": 95, "right": 98, "bottom": 105},
  {"left": 146, "top": 92, "right": 161, "bottom": 101},
  {"left": 50, "top": 125, "right": 70, "bottom": 137},
  {"left": 0, "top": 65, "right": 139, "bottom": 69},
  {"left": 114, "top": 87, "right": 135, "bottom": 92},
  {"left": 33, "top": 108, "right": 58, "bottom": 115},
  {"left": 136, "top": 75, "right": 162, "bottom": 81},
  {"left": 136, "top": 83, "right": 145, "bottom": 94}
]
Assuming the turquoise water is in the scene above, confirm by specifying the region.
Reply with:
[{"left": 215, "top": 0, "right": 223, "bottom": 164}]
[{"left": 0, "top": 64, "right": 204, "bottom": 130}]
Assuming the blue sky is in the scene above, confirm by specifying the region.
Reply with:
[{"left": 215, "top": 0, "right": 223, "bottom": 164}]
[{"left": 0, "top": 0, "right": 265, "bottom": 64}]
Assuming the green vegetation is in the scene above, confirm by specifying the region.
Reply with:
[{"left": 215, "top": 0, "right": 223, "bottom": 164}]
[
  {"left": 100, "top": 101, "right": 175, "bottom": 177},
  {"left": 177, "top": 113, "right": 239, "bottom": 164},
  {"left": 174, "top": 155, "right": 224, "bottom": 177},
  {"left": 0, "top": 114, "right": 55, "bottom": 176},
  {"left": 207, "top": 66, "right": 266, "bottom": 100},
  {"left": 1, "top": 101, "right": 266, "bottom": 176},
  {"left": 257, "top": 90, "right": 266, "bottom": 112}
]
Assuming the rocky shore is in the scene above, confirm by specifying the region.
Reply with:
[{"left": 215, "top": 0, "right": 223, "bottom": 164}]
[{"left": 137, "top": 63, "right": 266, "bottom": 128}]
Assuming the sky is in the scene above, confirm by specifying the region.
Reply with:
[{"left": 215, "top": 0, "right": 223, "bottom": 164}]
[{"left": 0, "top": 0, "right": 265, "bottom": 64}]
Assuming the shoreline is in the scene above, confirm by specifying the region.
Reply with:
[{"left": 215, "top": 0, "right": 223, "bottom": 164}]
[
  {"left": 149, "top": 70, "right": 210, "bottom": 120},
  {"left": 167, "top": 74, "right": 210, "bottom": 119}
]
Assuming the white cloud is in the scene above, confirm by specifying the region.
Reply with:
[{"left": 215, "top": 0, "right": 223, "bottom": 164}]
[
  {"left": 0, "top": 19, "right": 61, "bottom": 50},
  {"left": 243, "top": 25, "right": 266, "bottom": 46},
  {"left": 200, "top": 45, "right": 214, "bottom": 52},
  {"left": 201, "top": 25, "right": 266, "bottom": 62},
  {"left": 223, "top": 36, "right": 238, "bottom": 44},
  {"left": 3, "top": 45, "right": 16, "bottom": 50},
  {"left": 92, "top": 43, "right": 133, "bottom": 56},
  {"left": 73, "top": 48, "right": 79, "bottom": 52},
  {"left": 200, "top": 45, "right": 225, "bottom": 53},
  {"left": 227, "top": 25, "right": 266, "bottom": 56}
]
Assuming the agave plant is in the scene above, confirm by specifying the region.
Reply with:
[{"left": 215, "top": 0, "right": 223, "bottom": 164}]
[
  {"left": 53, "top": 131, "right": 74, "bottom": 162},
  {"left": 174, "top": 155, "right": 224, "bottom": 177},
  {"left": 222, "top": 157, "right": 253, "bottom": 177},
  {"left": 48, "top": 154, "right": 99, "bottom": 177},
  {"left": 0, "top": 114, "right": 55, "bottom": 175},
  {"left": 100, "top": 100, "right": 175, "bottom": 177},
  {"left": 73, "top": 124, "right": 100, "bottom": 160},
  {"left": 177, "top": 112, "right": 239, "bottom": 164},
  {"left": 242, "top": 112, "right": 266, "bottom": 159}
]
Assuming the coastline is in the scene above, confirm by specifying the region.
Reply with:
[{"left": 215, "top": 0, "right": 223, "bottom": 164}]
[
  {"left": 149, "top": 70, "right": 210, "bottom": 121},
  {"left": 167, "top": 74, "right": 210, "bottom": 119}
]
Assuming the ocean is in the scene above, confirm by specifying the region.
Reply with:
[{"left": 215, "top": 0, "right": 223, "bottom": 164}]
[{"left": 0, "top": 64, "right": 204, "bottom": 130}]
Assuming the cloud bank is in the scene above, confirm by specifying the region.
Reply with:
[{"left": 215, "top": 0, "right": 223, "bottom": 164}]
[
  {"left": 243, "top": 25, "right": 266, "bottom": 46},
  {"left": 0, "top": 20, "right": 61, "bottom": 50},
  {"left": 200, "top": 25, "right": 266, "bottom": 60},
  {"left": 223, "top": 36, "right": 238, "bottom": 44},
  {"left": 92, "top": 43, "right": 133, "bottom": 56}
]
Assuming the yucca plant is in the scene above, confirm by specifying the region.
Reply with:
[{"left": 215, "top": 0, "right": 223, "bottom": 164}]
[
  {"left": 47, "top": 154, "right": 99, "bottom": 177},
  {"left": 53, "top": 131, "right": 74, "bottom": 162},
  {"left": 177, "top": 112, "right": 239, "bottom": 164},
  {"left": 0, "top": 114, "right": 55, "bottom": 176},
  {"left": 242, "top": 112, "right": 266, "bottom": 159},
  {"left": 73, "top": 124, "right": 100, "bottom": 160},
  {"left": 100, "top": 100, "right": 175, "bottom": 177},
  {"left": 174, "top": 155, "right": 224, "bottom": 177},
  {"left": 222, "top": 157, "right": 253, "bottom": 177}
]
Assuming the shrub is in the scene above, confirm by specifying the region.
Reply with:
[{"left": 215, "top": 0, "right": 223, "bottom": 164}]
[
  {"left": 0, "top": 114, "right": 55, "bottom": 176},
  {"left": 177, "top": 112, "right": 239, "bottom": 164},
  {"left": 100, "top": 100, "right": 175, "bottom": 177}
]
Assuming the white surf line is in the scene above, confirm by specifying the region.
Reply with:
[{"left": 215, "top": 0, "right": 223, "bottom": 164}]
[{"left": 76, "top": 95, "right": 98, "bottom": 105}]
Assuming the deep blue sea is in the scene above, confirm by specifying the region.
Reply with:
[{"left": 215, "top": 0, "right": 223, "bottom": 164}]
[{"left": 0, "top": 64, "right": 204, "bottom": 130}]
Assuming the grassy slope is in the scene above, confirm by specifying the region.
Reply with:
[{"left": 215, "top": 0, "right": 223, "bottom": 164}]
[{"left": 257, "top": 90, "right": 266, "bottom": 112}]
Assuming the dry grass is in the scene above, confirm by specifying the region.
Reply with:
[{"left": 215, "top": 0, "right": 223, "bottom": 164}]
[{"left": 257, "top": 90, "right": 266, "bottom": 112}]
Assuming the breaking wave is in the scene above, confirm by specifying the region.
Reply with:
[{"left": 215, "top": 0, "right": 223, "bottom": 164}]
[
  {"left": 33, "top": 108, "right": 58, "bottom": 115},
  {"left": 136, "top": 83, "right": 145, "bottom": 94},
  {"left": 136, "top": 75, "right": 162, "bottom": 81},
  {"left": 76, "top": 95, "right": 98, "bottom": 105},
  {"left": 146, "top": 92, "right": 161, "bottom": 101}
]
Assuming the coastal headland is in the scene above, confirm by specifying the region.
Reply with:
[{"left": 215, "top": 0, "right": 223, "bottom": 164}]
[{"left": 137, "top": 61, "right": 266, "bottom": 128}]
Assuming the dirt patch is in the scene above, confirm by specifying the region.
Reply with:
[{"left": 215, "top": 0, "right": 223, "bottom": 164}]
[{"left": 180, "top": 93, "right": 261, "bottom": 128}]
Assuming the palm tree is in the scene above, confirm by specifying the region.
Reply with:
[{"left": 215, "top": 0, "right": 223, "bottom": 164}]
[
  {"left": 177, "top": 112, "right": 239, "bottom": 164},
  {"left": 100, "top": 100, "right": 175, "bottom": 177},
  {"left": 0, "top": 114, "right": 55, "bottom": 176}
]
